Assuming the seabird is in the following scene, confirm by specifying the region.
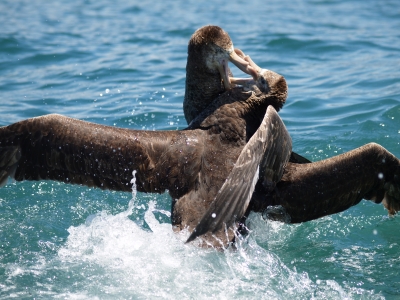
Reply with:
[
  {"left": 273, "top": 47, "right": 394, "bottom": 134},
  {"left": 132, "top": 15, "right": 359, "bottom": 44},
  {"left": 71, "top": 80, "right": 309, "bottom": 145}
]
[
  {"left": 0, "top": 26, "right": 399, "bottom": 248},
  {"left": 179, "top": 26, "right": 400, "bottom": 244},
  {"left": 0, "top": 66, "right": 289, "bottom": 247},
  {"left": 183, "top": 25, "right": 258, "bottom": 124},
  {"left": 183, "top": 25, "right": 310, "bottom": 164}
]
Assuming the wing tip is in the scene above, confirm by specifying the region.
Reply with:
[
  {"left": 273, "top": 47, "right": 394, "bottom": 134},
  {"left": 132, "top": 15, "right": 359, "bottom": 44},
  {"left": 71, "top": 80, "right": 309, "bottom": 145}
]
[
  {"left": 185, "top": 231, "right": 197, "bottom": 244},
  {"left": 0, "top": 146, "right": 20, "bottom": 187}
]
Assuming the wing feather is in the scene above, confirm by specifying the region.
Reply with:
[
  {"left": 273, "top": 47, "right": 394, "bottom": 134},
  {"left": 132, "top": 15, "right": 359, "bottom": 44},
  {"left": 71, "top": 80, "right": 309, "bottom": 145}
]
[
  {"left": 0, "top": 114, "right": 189, "bottom": 193},
  {"left": 186, "top": 106, "right": 292, "bottom": 243}
]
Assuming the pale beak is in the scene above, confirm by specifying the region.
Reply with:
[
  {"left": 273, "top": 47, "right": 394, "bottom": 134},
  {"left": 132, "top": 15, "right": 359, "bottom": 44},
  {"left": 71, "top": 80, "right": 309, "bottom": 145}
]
[
  {"left": 217, "top": 48, "right": 263, "bottom": 90},
  {"left": 229, "top": 49, "right": 259, "bottom": 80},
  {"left": 216, "top": 58, "right": 232, "bottom": 90}
]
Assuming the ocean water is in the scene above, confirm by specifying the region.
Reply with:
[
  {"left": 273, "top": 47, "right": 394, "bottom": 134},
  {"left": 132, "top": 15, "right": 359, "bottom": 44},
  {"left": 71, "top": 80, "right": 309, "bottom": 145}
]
[{"left": 0, "top": 0, "right": 399, "bottom": 298}]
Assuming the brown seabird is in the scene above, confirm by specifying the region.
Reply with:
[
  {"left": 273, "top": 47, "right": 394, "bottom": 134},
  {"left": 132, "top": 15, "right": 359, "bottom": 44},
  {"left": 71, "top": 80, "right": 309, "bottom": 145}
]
[
  {"left": 0, "top": 27, "right": 399, "bottom": 248},
  {"left": 183, "top": 25, "right": 310, "bottom": 164},
  {"left": 183, "top": 25, "right": 259, "bottom": 125},
  {"left": 0, "top": 66, "right": 289, "bottom": 247},
  {"left": 180, "top": 25, "right": 400, "bottom": 244}
]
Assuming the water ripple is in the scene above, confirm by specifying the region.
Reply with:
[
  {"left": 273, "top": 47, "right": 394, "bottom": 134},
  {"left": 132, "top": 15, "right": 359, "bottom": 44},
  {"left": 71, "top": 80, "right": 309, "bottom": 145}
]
[{"left": 0, "top": 0, "right": 399, "bottom": 298}]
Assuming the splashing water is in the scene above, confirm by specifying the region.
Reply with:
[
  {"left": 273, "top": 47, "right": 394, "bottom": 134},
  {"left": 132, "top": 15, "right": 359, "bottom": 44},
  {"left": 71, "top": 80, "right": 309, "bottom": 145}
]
[
  {"left": 124, "top": 170, "right": 138, "bottom": 217},
  {"left": 46, "top": 209, "right": 382, "bottom": 299},
  {"left": 3, "top": 171, "right": 375, "bottom": 300},
  {"left": 0, "top": 166, "right": 387, "bottom": 299},
  {"left": 1, "top": 0, "right": 399, "bottom": 297}
]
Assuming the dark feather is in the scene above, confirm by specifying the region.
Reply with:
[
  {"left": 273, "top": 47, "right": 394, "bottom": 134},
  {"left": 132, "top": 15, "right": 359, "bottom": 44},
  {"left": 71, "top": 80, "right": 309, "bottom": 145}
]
[{"left": 186, "top": 106, "right": 291, "bottom": 243}]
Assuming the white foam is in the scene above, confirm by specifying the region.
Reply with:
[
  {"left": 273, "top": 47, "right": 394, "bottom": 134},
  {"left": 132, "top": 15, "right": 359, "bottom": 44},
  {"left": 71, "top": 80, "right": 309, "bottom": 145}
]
[
  {"left": 50, "top": 198, "right": 370, "bottom": 299},
  {"left": 2, "top": 180, "right": 382, "bottom": 299}
]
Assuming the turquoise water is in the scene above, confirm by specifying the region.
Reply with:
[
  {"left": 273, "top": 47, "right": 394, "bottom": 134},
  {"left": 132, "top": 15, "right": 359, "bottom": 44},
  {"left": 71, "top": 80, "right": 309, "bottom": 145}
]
[{"left": 0, "top": 0, "right": 399, "bottom": 298}]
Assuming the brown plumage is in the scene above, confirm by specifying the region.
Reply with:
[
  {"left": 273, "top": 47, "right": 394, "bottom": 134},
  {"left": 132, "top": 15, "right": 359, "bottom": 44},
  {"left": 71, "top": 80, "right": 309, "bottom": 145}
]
[
  {"left": 183, "top": 25, "right": 309, "bottom": 165},
  {"left": 0, "top": 69, "right": 288, "bottom": 248},
  {"left": 181, "top": 26, "right": 400, "bottom": 244},
  {"left": 183, "top": 25, "right": 258, "bottom": 124},
  {"left": 1, "top": 26, "right": 399, "bottom": 248},
  {"left": 249, "top": 143, "right": 400, "bottom": 223}
]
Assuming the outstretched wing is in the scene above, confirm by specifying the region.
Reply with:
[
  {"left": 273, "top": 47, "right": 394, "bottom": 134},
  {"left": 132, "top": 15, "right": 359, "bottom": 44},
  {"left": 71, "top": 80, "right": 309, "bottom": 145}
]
[
  {"left": 0, "top": 114, "right": 195, "bottom": 193},
  {"left": 186, "top": 106, "right": 292, "bottom": 243}
]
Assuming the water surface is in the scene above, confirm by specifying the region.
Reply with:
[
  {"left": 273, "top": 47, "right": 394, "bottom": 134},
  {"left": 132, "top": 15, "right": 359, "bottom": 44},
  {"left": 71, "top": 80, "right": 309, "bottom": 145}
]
[{"left": 1, "top": 0, "right": 400, "bottom": 299}]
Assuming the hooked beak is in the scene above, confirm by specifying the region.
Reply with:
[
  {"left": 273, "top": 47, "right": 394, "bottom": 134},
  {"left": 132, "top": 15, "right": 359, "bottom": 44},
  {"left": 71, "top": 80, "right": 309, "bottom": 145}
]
[
  {"left": 217, "top": 48, "right": 262, "bottom": 90},
  {"left": 230, "top": 49, "right": 260, "bottom": 79}
]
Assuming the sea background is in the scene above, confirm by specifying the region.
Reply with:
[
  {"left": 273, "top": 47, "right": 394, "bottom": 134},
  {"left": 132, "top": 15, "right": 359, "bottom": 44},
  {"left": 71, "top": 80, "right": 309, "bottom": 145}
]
[{"left": 0, "top": 0, "right": 399, "bottom": 299}]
